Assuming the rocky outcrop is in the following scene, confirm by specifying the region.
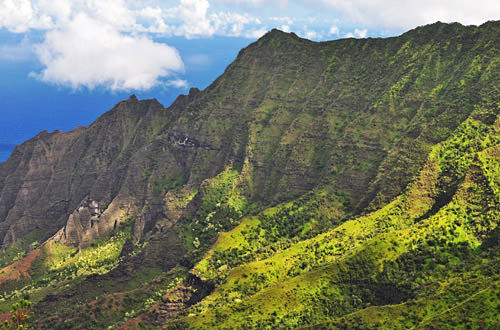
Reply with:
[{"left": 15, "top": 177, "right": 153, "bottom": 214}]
[
  {"left": 0, "top": 96, "right": 173, "bottom": 248},
  {"left": 118, "top": 273, "right": 214, "bottom": 329},
  {"left": 62, "top": 198, "right": 102, "bottom": 245}
]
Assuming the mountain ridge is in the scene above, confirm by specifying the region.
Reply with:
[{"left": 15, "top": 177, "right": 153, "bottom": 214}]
[{"left": 0, "top": 21, "right": 499, "bottom": 329}]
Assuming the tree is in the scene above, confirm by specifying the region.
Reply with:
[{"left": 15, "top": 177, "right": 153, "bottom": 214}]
[{"left": 2, "top": 299, "right": 34, "bottom": 330}]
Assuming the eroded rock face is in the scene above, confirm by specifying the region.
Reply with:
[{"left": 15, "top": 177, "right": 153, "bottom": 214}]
[
  {"left": 61, "top": 198, "right": 103, "bottom": 246},
  {"left": 117, "top": 273, "right": 214, "bottom": 329},
  {"left": 0, "top": 96, "right": 179, "bottom": 248},
  {"left": 0, "top": 90, "right": 229, "bottom": 249}
]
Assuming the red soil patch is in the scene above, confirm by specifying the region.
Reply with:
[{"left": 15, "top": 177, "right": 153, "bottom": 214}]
[
  {"left": 0, "top": 312, "right": 11, "bottom": 323},
  {"left": 54, "top": 278, "right": 71, "bottom": 288},
  {"left": 0, "top": 249, "right": 40, "bottom": 285},
  {"left": 117, "top": 303, "right": 155, "bottom": 330}
]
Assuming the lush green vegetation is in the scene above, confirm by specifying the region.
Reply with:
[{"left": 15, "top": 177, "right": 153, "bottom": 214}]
[
  {"left": 0, "top": 215, "right": 136, "bottom": 314},
  {"left": 153, "top": 172, "right": 188, "bottom": 193},
  {"left": 176, "top": 108, "right": 500, "bottom": 328},
  {"left": 2, "top": 299, "right": 34, "bottom": 330},
  {"left": 0, "top": 230, "right": 46, "bottom": 269},
  {"left": 180, "top": 167, "right": 254, "bottom": 255}
]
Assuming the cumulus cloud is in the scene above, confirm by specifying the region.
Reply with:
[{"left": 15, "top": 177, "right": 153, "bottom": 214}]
[
  {"left": 214, "top": 0, "right": 285, "bottom": 4},
  {"left": 211, "top": 12, "right": 263, "bottom": 37},
  {"left": 355, "top": 28, "right": 367, "bottom": 38},
  {"left": 300, "top": 27, "right": 322, "bottom": 40},
  {"left": 1, "top": 0, "right": 272, "bottom": 39},
  {"left": 83, "top": 0, "right": 137, "bottom": 30},
  {"left": 0, "top": 0, "right": 191, "bottom": 91},
  {"left": 159, "top": 0, "right": 265, "bottom": 38},
  {"left": 165, "top": 0, "right": 215, "bottom": 38},
  {"left": 345, "top": 28, "right": 367, "bottom": 38},
  {"left": 166, "top": 79, "right": 189, "bottom": 88},
  {"left": 314, "top": 0, "right": 500, "bottom": 30},
  {"left": 32, "top": 13, "right": 184, "bottom": 91},
  {"left": 37, "top": 0, "right": 72, "bottom": 23},
  {"left": 0, "top": 0, "right": 52, "bottom": 32},
  {"left": 244, "top": 27, "right": 268, "bottom": 38},
  {"left": 213, "top": 0, "right": 289, "bottom": 9},
  {"left": 269, "top": 16, "right": 294, "bottom": 25},
  {"left": 136, "top": 6, "right": 170, "bottom": 33},
  {"left": 1, "top": 0, "right": 286, "bottom": 90},
  {"left": 328, "top": 25, "right": 339, "bottom": 35}
]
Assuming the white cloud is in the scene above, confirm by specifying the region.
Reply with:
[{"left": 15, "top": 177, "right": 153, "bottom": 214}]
[
  {"left": 328, "top": 25, "right": 339, "bottom": 35},
  {"left": 244, "top": 27, "right": 267, "bottom": 38},
  {"left": 269, "top": 16, "right": 294, "bottom": 25},
  {"left": 281, "top": 24, "right": 290, "bottom": 32},
  {"left": 0, "top": 0, "right": 271, "bottom": 39},
  {"left": 164, "top": 0, "right": 215, "bottom": 38},
  {"left": 1, "top": 0, "right": 339, "bottom": 90},
  {"left": 213, "top": 0, "right": 288, "bottom": 9},
  {"left": 31, "top": 13, "right": 184, "bottom": 91},
  {"left": 301, "top": 29, "right": 319, "bottom": 40},
  {"left": 160, "top": 0, "right": 265, "bottom": 39},
  {"left": 345, "top": 29, "right": 367, "bottom": 38},
  {"left": 214, "top": 0, "right": 283, "bottom": 3},
  {"left": 136, "top": 6, "right": 170, "bottom": 33},
  {"left": 297, "top": 26, "right": 324, "bottom": 40},
  {"left": 166, "top": 79, "right": 189, "bottom": 88},
  {"left": 0, "top": 0, "right": 196, "bottom": 91},
  {"left": 313, "top": 0, "right": 500, "bottom": 30},
  {"left": 305, "top": 30, "right": 318, "bottom": 39},
  {"left": 83, "top": 0, "right": 136, "bottom": 31},
  {"left": 211, "top": 11, "right": 263, "bottom": 37},
  {"left": 355, "top": 28, "right": 367, "bottom": 38},
  {"left": 37, "top": 0, "right": 72, "bottom": 23},
  {"left": 3, "top": 0, "right": 500, "bottom": 42},
  {"left": 0, "top": 0, "right": 53, "bottom": 32}
]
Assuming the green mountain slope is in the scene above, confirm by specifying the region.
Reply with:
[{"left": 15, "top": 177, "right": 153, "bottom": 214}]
[
  {"left": 0, "top": 21, "right": 499, "bottom": 329},
  {"left": 171, "top": 111, "right": 500, "bottom": 329}
]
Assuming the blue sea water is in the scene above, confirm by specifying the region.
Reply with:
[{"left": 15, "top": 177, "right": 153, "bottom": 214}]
[{"left": 0, "top": 35, "right": 252, "bottom": 163}]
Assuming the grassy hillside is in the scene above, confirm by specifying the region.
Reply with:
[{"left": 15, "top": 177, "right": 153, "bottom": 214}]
[{"left": 173, "top": 109, "right": 500, "bottom": 329}]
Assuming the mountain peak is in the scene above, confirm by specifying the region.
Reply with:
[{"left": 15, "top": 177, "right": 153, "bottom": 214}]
[
  {"left": 266, "top": 28, "right": 288, "bottom": 37},
  {"left": 258, "top": 28, "right": 307, "bottom": 43},
  {"left": 401, "top": 20, "right": 470, "bottom": 39}
]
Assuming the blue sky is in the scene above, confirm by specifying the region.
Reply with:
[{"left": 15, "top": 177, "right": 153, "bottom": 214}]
[{"left": 1, "top": 0, "right": 499, "bottom": 161}]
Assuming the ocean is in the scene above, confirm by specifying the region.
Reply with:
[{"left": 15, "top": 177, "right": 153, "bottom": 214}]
[{"left": 0, "top": 36, "right": 251, "bottom": 163}]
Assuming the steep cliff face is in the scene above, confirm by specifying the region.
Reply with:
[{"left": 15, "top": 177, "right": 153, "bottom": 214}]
[
  {"left": 0, "top": 96, "right": 168, "bottom": 248},
  {"left": 0, "top": 21, "right": 499, "bottom": 329}
]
